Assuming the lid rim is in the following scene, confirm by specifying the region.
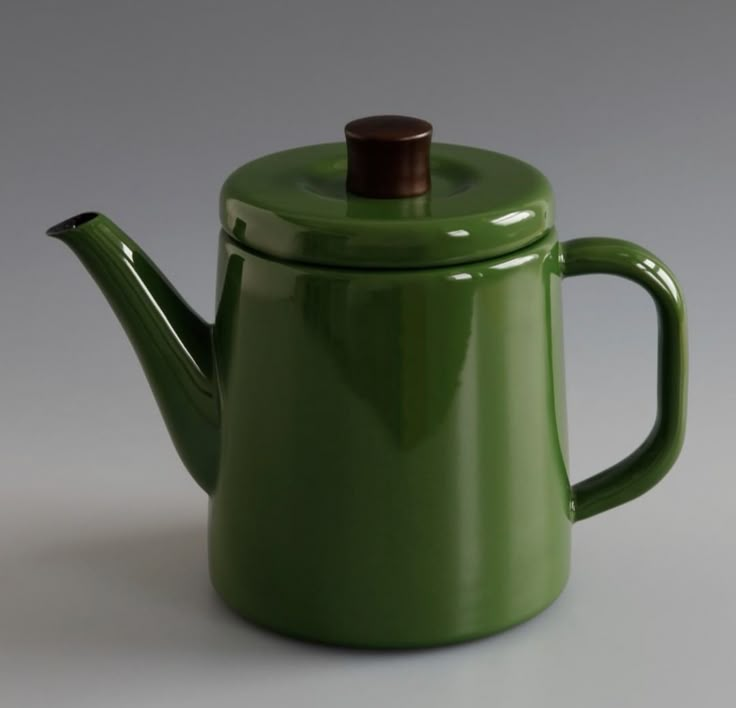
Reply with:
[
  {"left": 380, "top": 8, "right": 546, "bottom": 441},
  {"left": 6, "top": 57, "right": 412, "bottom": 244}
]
[{"left": 222, "top": 226, "right": 556, "bottom": 272}]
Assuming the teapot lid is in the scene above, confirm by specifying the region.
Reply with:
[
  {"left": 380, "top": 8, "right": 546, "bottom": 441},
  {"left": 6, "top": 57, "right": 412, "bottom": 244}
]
[{"left": 220, "top": 115, "right": 553, "bottom": 268}]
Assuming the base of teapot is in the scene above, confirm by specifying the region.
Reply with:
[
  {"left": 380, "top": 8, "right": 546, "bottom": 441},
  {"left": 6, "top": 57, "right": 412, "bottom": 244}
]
[{"left": 210, "top": 578, "right": 569, "bottom": 650}]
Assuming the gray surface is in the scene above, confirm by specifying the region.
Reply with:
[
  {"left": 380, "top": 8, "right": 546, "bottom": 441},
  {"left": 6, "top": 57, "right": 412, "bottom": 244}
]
[{"left": 1, "top": 1, "right": 734, "bottom": 705}]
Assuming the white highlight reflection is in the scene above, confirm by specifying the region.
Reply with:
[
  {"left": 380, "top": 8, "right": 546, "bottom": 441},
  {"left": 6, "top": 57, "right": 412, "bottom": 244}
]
[
  {"left": 490, "top": 210, "right": 534, "bottom": 226},
  {"left": 123, "top": 260, "right": 198, "bottom": 369},
  {"left": 491, "top": 253, "right": 538, "bottom": 270}
]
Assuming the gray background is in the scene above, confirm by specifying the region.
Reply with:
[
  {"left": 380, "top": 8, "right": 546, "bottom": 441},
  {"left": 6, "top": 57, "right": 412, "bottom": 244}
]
[{"left": 1, "top": 1, "right": 734, "bottom": 705}]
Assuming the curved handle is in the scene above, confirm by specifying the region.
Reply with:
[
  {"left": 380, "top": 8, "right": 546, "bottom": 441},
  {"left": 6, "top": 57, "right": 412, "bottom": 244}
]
[{"left": 560, "top": 238, "right": 687, "bottom": 522}]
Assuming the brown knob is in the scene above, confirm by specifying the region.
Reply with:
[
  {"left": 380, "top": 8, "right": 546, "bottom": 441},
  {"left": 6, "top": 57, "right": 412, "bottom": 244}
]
[{"left": 345, "top": 115, "right": 432, "bottom": 198}]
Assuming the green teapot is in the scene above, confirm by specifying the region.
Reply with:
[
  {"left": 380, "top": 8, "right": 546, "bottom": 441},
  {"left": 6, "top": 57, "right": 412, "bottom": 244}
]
[{"left": 49, "top": 116, "right": 687, "bottom": 648}]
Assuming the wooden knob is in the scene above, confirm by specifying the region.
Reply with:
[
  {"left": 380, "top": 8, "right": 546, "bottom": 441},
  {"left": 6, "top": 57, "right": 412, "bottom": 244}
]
[{"left": 345, "top": 115, "right": 432, "bottom": 198}]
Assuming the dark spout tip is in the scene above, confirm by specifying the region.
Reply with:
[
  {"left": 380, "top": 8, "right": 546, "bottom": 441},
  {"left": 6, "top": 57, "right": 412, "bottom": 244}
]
[{"left": 46, "top": 211, "right": 100, "bottom": 238}]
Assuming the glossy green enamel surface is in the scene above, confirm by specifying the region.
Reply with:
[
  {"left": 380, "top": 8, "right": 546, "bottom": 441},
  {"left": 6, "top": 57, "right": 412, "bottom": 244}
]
[
  {"left": 49, "top": 183, "right": 687, "bottom": 648},
  {"left": 561, "top": 238, "right": 687, "bottom": 521},
  {"left": 209, "top": 229, "right": 571, "bottom": 647},
  {"left": 47, "top": 214, "right": 220, "bottom": 494},
  {"left": 220, "top": 143, "right": 553, "bottom": 268}
]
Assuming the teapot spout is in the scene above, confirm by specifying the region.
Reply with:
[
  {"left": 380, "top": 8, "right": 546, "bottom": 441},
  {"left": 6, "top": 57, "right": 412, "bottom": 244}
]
[{"left": 47, "top": 212, "right": 220, "bottom": 494}]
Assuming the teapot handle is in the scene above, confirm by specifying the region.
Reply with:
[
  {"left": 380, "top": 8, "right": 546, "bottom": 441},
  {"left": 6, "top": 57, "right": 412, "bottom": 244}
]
[{"left": 560, "top": 238, "right": 687, "bottom": 522}]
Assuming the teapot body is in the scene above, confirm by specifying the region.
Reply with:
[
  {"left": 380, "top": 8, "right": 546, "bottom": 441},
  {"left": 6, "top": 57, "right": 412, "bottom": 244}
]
[{"left": 209, "top": 229, "right": 572, "bottom": 647}]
